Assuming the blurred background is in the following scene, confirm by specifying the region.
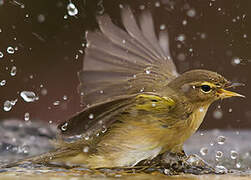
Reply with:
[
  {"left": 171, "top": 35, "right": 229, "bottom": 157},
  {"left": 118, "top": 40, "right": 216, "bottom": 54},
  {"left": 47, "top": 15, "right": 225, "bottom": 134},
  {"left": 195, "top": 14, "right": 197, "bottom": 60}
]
[{"left": 0, "top": 0, "right": 250, "bottom": 129}]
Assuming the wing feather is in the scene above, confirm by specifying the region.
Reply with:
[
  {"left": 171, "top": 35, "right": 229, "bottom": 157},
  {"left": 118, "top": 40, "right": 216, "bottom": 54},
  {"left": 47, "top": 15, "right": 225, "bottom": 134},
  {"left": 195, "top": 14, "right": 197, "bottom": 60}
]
[
  {"left": 79, "top": 6, "right": 179, "bottom": 107},
  {"left": 59, "top": 93, "right": 175, "bottom": 136}
]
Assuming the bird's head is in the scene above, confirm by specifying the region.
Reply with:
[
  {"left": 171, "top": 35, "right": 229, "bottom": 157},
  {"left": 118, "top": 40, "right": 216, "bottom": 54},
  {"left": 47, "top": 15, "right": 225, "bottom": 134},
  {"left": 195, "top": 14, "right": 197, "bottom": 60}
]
[{"left": 168, "top": 69, "right": 244, "bottom": 106}]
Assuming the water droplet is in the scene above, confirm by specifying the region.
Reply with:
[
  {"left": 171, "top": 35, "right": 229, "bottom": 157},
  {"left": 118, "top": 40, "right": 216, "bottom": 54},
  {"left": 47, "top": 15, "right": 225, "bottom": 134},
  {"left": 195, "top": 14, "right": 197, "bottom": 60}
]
[
  {"left": 7, "top": 46, "right": 15, "bottom": 54},
  {"left": 187, "top": 9, "right": 196, "bottom": 17},
  {"left": 63, "top": 95, "right": 68, "bottom": 100},
  {"left": 164, "top": 168, "right": 170, "bottom": 175},
  {"left": 100, "top": 90, "right": 104, "bottom": 94},
  {"left": 97, "top": 0, "right": 104, "bottom": 15},
  {"left": 53, "top": 101, "right": 60, "bottom": 106},
  {"left": 215, "top": 165, "right": 227, "bottom": 173},
  {"left": 216, "top": 151, "right": 223, "bottom": 158},
  {"left": 228, "top": 108, "right": 233, "bottom": 113},
  {"left": 20, "top": 91, "right": 37, "bottom": 102},
  {"left": 155, "top": 1, "right": 160, "bottom": 7},
  {"left": 119, "top": 4, "right": 124, "bottom": 9},
  {"left": 48, "top": 120, "right": 53, "bottom": 124},
  {"left": 3, "top": 99, "right": 17, "bottom": 111},
  {"left": 145, "top": 69, "right": 151, "bottom": 74},
  {"left": 61, "top": 123, "right": 68, "bottom": 131},
  {"left": 3, "top": 100, "right": 12, "bottom": 111},
  {"left": 236, "top": 162, "right": 241, "bottom": 168},
  {"left": 88, "top": 113, "right": 94, "bottom": 119},
  {"left": 199, "top": 107, "right": 204, "bottom": 112},
  {"left": 230, "top": 150, "right": 238, "bottom": 160},
  {"left": 67, "top": 2, "right": 78, "bottom": 16},
  {"left": 10, "top": 66, "right": 17, "bottom": 76},
  {"left": 84, "top": 136, "right": 90, "bottom": 140},
  {"left": 200, "top": 147, "right": 208, "bottom": 156},
  {"left": 243, "top": 34, "right": 247, "bottom": 38},
  {"left": 37, "top": 14, "right": 45, "bottom": 23},
  {"left": 217, "top": 136, "right": 226, "bottom": 145},
  {"left": 160, "top": 24, "right": 166, "bottom": 30},
  {"left": 231, "top": 57, "right": 241, "bottom": 65},
  {"left": 139, "top": 4, "right": 145, "bottom": 10},
  {"left": 83, "top": 146, "right": 89, "bottom": 153},
  {"left": 75, "top": 54, "right": 79, "bottom": 59},
  {"left": 213, "top": 109, "right": 223, "bottom": 119},
  {"left": 101, "top": 127, "right": 107, "bottom": 133},
  {"left": 41, "top": 88, "right": 48, "bottom": 96},
  {"left": 64, "top": 15, "right": 68, "bottom": 19},
  {"left": 200, "top": 33, "right": 207, "bottom": 39},
  {"left": 122, "top": 39, "right": 126, "bottom": 44},
  {"left": 176, "top": 34, "right": 186, "bottom": 42},
  {"left": 182, "top": 20, "right": 187, "bottom": 26},
  {"left": 152, "top": 103, "right": 156, "bottom": 107},
  {"left": 0, "top": 80, "right": 6, "bottom": 86},
  {"left": 0, "top": 51, "right": 3, "bottom": 58},
  {"left": 24, "top": 112, "right": 30, "bottom": 121}
]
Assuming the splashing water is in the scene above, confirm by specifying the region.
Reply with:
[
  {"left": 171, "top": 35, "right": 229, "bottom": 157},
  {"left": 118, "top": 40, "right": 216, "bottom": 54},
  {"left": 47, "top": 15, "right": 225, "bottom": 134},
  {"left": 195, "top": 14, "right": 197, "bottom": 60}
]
[
  {"left": 3, "top": 99, "right": 18, "bottom": 112},
  {"left": 7, "top": 46, "right": 15, "bottom": 54},
  {"left": 20, "top": 91, "right": 38, "bottom": 102},
  {"left": 67, "top": 2, "right": 78, "bottom": 16}
]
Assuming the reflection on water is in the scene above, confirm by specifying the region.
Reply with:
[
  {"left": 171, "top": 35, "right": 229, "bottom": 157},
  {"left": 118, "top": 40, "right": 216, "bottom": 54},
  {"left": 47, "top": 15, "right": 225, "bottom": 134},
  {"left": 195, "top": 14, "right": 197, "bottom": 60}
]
[
  {"left": 0, "top": 119, "right": 251, "bottom": 179},
  {"left": 0, "top": 167, "right": 251, "bottom": 180}
]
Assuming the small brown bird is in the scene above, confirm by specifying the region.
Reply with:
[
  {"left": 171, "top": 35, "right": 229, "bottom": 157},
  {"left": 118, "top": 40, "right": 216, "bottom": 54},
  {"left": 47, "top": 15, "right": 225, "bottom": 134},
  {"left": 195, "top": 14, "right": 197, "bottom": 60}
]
[{"left": 6, "top": 6, "right": 244, "bottom": 169}]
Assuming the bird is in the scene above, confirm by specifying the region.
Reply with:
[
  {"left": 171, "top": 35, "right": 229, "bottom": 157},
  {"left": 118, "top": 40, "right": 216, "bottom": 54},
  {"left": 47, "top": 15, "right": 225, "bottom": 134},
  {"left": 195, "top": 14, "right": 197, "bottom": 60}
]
[{"left": 5, "top": 6, "right": 244, "bottom": 169}]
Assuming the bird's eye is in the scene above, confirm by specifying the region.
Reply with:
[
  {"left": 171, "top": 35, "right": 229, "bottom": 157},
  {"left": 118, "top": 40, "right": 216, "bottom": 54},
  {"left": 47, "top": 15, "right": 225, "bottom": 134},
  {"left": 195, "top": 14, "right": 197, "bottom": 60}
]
[{"left": 201, "top": 85, "right": 212, "bottom": 93}]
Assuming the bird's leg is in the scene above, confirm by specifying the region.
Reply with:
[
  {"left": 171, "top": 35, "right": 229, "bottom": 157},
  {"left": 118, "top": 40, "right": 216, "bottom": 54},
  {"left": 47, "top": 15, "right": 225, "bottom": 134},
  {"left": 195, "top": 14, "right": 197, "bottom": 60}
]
[
  {"left": 135, "top": 149, "right": 226, "bottom": 175},
  {"left": 134, "top": 151, "right": 187, "bottom": 175},
  {"left": 160, "top": 151, "right": 226, "bottom": 175},
  {"left": 146, "top": 150, "right": 225, "bottom": 175},
  {"left": 159, "top": 150, "right": 187, "bottom": 174}
]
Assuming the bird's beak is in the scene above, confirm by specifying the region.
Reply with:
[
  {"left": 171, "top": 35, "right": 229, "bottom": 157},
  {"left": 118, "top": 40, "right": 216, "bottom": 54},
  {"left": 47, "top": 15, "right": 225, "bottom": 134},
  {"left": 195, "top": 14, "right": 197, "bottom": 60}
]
[{"left": 217, "top": 82, "right": 245, "bottom": 98}]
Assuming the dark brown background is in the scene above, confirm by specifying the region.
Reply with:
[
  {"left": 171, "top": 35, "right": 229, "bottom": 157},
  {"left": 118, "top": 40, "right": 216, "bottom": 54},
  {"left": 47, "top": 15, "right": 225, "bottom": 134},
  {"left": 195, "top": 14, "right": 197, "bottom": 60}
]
[{"left": 0, "top": 0, "right": 250, "bottom": 129}]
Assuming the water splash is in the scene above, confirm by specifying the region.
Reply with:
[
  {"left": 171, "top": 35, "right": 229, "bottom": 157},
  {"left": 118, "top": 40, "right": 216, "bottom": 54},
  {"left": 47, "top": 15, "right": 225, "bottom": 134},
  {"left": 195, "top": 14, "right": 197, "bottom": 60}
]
[
  {"left": 67, "top": 2, "right": 78, "bottom": 16},
  {"left": 3, "top": 99, "right": 18, "bottom": 112},
  {"left": 20, "top": 91, "right": 38, "bottom": 102}
]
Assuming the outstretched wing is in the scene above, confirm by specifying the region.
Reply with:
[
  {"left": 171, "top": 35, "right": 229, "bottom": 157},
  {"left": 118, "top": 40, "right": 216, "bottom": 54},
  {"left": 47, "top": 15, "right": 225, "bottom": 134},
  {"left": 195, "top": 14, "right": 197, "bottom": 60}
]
[
  {"left": 78, "top": 6, "right": 179, "bottom": 107},
  {"left": 58, "top": 93, "right": 176, "bottom": 136}
]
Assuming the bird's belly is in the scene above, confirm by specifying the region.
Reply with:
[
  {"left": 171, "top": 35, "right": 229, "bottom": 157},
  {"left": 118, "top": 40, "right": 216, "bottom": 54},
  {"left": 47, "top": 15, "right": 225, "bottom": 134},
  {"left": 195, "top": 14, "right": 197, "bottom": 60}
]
[
  {"left": 162, "top": 106, "right": 209, "bottom": 153},
  {"left": 116, "top": 146, "right": 162, "bottom": 167}
]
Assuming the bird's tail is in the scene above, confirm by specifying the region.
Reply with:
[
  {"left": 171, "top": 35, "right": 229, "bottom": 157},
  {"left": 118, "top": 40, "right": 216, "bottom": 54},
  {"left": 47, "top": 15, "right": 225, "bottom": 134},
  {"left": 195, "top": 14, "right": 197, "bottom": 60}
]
[{"left": 1, "top": 146, "right": 81, "bottom": 168}]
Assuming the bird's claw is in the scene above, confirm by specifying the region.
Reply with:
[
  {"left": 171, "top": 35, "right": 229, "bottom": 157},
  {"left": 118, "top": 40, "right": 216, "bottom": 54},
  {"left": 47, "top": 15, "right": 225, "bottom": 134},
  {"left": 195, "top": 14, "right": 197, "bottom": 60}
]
[{"left": 159, "top": 152, "right": 227, "bottom": 175}]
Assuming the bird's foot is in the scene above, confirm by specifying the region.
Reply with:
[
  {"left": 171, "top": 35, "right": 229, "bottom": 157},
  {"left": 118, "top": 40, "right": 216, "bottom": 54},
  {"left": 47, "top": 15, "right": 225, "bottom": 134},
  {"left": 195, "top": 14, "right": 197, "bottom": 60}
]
[
  {"left": 159, "top": 151, "right": 187, "bottom": 175},
  {"left": 135, "top": 151, "right": 228, "bottom": 175},
  {"left": 157, "top": 152, "right": 227, "bottom": 175}
]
